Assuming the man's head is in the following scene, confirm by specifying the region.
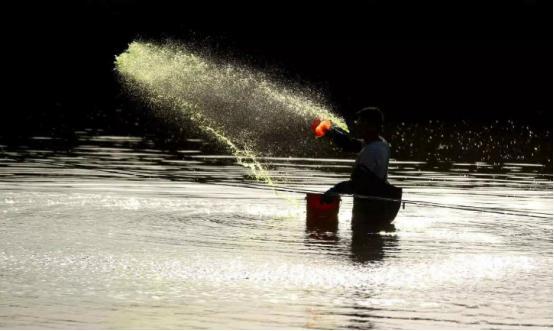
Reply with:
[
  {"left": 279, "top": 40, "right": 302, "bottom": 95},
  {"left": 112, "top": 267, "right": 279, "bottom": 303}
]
[{"left": 353, "top": 107, "right": 384, "bottom": 138}]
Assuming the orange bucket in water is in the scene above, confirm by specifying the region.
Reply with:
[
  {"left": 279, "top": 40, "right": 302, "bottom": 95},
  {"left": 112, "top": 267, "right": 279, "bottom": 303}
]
[{"left": 306, "top": 193, "right": 341, "bottom": 221}]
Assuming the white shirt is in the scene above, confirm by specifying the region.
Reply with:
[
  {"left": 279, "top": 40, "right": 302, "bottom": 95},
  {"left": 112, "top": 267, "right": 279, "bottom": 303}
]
[{"left": 355, "top": 139, "right": 390, "bottom": 180}]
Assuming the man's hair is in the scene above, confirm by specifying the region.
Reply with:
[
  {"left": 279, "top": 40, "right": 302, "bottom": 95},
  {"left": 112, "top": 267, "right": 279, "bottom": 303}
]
[{"left": 355, "top": 107, "right": 384, "bottom": 132}]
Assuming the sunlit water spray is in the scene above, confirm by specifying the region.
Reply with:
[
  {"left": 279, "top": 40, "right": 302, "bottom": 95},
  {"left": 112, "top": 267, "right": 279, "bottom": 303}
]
[{"left": 115, "top": 41, "right": 348, "bottom": 186}]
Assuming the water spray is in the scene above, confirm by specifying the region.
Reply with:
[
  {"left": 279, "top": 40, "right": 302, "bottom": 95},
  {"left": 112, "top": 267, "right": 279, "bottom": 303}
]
[{"left": 115, "top": 41, "right": 348, "bottom": 186}]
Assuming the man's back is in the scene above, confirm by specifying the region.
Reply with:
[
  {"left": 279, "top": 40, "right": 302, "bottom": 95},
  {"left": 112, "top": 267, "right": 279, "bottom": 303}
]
[{"left": 355, "top": 139, "right": 390, "bottom": 181}]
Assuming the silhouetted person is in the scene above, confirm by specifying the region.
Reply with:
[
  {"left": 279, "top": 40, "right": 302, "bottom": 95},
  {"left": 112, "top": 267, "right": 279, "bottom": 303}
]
[{"left": 319, "top": 107, "right": 402, "bottom": 232}]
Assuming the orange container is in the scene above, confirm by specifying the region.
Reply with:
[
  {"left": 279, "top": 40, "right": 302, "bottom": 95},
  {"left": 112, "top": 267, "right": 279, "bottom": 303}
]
[
  {"left": 310, "top": 118, "right": 332, "bottom": 138},
  {"left": 306, "top": 193, "right": 341, "bottom": 220}
]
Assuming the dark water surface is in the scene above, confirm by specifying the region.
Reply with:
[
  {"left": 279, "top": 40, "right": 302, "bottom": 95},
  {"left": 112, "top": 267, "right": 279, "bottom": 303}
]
[{"left": 0, "top": 133, "right": 552, "bottom": 329}]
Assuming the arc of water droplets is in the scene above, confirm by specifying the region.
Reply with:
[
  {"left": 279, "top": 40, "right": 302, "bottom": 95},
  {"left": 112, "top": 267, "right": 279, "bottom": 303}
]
[{"left": 115, "top": 41, "right": 348, "bottom": 187}]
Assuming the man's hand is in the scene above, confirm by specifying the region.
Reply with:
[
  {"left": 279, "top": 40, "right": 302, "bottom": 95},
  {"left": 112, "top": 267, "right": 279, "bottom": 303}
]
[{"left": 321, "top": 189, "right": 339, "bottom": 204}]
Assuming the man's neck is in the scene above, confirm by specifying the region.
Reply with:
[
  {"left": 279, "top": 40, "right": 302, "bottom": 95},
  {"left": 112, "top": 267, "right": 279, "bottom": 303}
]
[{"left": 363, "top": 132, "right": 380, "bottom": 144}]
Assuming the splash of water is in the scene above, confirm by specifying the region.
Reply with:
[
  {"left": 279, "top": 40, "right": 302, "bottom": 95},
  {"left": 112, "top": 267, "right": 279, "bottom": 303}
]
[{"left": 115, "top": 41, "right": 348, "bottom": 185}]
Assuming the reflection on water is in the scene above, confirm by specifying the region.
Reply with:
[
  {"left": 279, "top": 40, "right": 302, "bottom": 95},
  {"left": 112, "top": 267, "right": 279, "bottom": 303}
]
[
  {"left": 350, "top": 233, "right": 398, "bottom": 265},
  {"left": 304, "top": 212, "right": 398, "bottom": 265},
  {"left": 0, "top": 132, "right": 552, "bottom": 329}
]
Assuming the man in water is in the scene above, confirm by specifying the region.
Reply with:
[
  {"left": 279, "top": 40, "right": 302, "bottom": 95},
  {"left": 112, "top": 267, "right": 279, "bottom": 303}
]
[{"left": 318, "top": 107, "right": 401, "bottom": 232}]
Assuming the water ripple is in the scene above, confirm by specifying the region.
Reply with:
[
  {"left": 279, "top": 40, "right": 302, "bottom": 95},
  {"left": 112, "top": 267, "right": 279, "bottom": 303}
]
[{"left": 0, "top": 134, "right": 551, "bottom": 329}]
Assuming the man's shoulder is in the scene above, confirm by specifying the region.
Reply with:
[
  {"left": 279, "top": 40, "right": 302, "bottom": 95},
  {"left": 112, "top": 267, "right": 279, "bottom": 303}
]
[{"left": 364, "top": 139, "right": 390, "bottom": 152}]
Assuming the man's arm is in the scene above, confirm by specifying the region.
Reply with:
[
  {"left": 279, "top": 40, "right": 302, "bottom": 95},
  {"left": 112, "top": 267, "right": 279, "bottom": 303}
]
[
  {"left": 327, "top": 180, "right": 355, "bottom": 195},
  {"left": 322, "top": 164, "right": 385, "bottom": 203},
  {"left": 321, "top": 180, "right": 354, "bottom": 203},
  {"left": 326, "top": 127, "right": 363, "bottom": 153}
]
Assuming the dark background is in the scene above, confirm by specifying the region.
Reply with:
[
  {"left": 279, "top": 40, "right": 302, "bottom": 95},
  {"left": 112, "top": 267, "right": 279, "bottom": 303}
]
[{"left": 3, "top": 0, "right": 552, "bottom": 138}]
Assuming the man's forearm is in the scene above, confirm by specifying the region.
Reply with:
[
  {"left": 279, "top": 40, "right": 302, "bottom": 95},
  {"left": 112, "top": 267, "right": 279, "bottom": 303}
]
[
  {"left": 326, "top": 127, "right": 363, "bottom": 153},
  {"left": 329, "top": 180, "right": 355, "bottom": 195}
]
